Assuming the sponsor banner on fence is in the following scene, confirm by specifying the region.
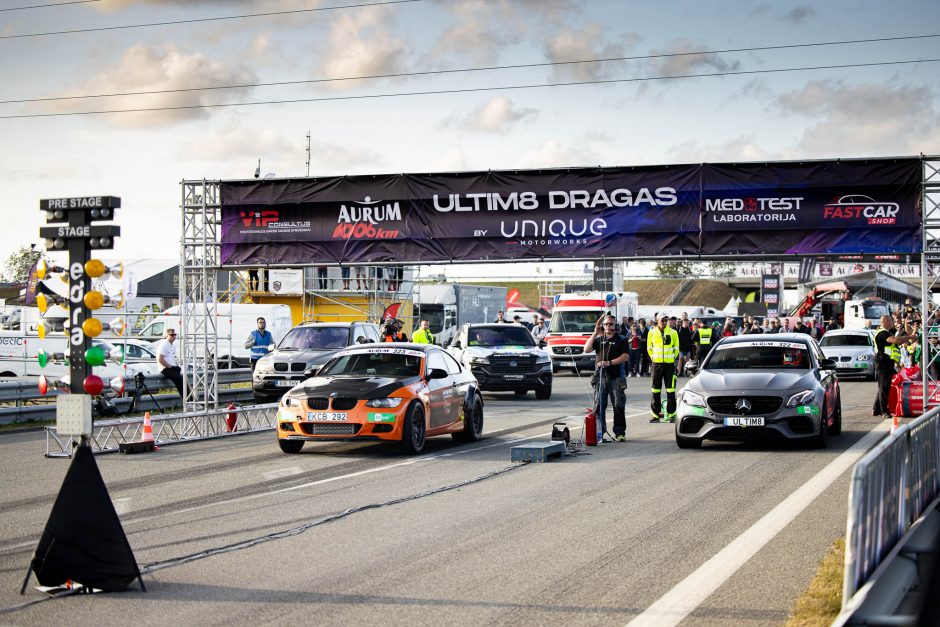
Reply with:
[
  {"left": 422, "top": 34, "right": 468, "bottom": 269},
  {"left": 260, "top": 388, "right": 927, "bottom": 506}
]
[{"left": 219, "top": 158, "right": 923, "bottom": 265}]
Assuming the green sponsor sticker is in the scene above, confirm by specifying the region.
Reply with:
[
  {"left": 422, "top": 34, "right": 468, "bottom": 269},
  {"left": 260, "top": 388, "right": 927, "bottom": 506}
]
[
  {"left": 796, "top": 405, "right": 819, "bottom": 415},
  {"left": 687, "top": 406, "right": 706, "bottom": 416},
  {"left": 368, "top": 412, "right": 396, "bottom": 423}
]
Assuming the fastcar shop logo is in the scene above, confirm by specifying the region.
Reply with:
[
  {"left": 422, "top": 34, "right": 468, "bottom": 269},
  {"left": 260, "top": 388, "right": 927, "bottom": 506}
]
[
  {"left": 822, "top": 195, "right": 900, "bottom": 225},
  {"left": 332, "top": 197, "right": 402, "bottom": 240}
]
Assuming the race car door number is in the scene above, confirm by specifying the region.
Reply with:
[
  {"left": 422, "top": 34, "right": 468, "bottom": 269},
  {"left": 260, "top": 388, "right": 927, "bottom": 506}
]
[
  {"left": 307, "top": 412, "right": 348, "bottom": 421},
  {"left": 724, "top": 417, "right": 764, "bottom": 427}
]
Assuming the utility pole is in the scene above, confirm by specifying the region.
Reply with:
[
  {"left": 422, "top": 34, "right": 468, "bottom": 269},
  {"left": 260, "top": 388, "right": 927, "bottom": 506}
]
[{"left": 306, "top": 131, "right": 311, "bottom": 177}]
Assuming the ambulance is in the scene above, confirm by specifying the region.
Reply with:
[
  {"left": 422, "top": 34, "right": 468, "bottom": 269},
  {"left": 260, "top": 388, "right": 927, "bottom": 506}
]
[{"left": 545, "top": 291, "right": 637, "bottom": 373}]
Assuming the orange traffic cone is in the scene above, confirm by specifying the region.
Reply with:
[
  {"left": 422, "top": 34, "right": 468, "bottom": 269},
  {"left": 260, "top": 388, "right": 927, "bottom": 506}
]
[
  {"left": 142, "top": 412, "right": 154, "bottom": 442},
  {"left": 890, "top": 414, "right": 899, "bottom": 435}
]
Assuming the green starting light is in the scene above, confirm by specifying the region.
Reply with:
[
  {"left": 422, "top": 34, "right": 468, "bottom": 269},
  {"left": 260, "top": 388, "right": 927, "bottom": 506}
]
[
  {"left": 85, "top": 345, "right": 106, "bottom": 367},
  {"left": 37, "top": 348, "right": 48, "bottom": 368}
]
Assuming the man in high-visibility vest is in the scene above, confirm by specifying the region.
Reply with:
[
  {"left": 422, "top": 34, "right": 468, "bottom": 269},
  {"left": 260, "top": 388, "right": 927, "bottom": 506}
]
[
  {"left": 648, "top": 314, "right": 680, "bottom": 423},
  {"left": 244, "top": 317, "right": 274, "bottom": 371},
  {"left": 872, "top": 314, "right": 917, "bottom": 418},
  {"left": 412, "top": 319, "right": 434, "bottom": 344},
  {"left": 693, "top": 320, "right": 713, "bottom": 362}
]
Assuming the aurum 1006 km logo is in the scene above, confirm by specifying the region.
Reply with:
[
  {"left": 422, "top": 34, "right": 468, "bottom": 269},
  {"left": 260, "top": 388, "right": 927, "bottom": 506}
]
[
  {"left": 332, "top": 197, "right": 402, "bottom": 240},
  {"left": 822, "top": 195, "right": 900, "bottom": 225}
]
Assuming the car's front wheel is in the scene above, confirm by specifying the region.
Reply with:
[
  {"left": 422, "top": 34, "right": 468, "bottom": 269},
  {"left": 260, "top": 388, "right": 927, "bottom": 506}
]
[
  {"left": 535, "top": 384, "right": 552, "bottom": 400},
  {"left": 814, "top": 408, "right": 830, "bottom": 449},
  {"left": 830, "top": 395, "right": 842, "bottom": 436},
  {"left": 278, "top": 439, "right": 304, "bottom": 454},
  {"left": 400, "top": 402, "right": 427, "bottom": 454}
]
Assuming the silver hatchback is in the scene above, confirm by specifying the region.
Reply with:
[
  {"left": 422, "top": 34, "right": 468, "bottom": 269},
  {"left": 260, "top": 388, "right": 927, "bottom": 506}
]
[{"left": 676, "top": 334, "right": 842, "bottom": 449}]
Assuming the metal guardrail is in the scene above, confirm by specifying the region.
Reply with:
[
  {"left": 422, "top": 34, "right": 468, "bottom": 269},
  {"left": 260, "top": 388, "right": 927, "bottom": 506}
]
[
  {"left": 0, "top": 369, "right": 255, "bottom": 425},
  {"left": 842, "top": 407, "right": 940, "bottom": 608},
  {"left": 45, "top": 402, "right": 279, "bottom": 457}
]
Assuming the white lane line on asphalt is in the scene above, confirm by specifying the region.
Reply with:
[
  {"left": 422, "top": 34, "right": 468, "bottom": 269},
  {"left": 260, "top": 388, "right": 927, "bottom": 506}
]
[
  {"left": 626, "top": 422, "right": 888, "bottom": 627},
  {"left": 120, "top": 430, "right": 552, "bottom": 527},
  {"left": 112, "top": 497, "right": 132, "bottom": 516}
]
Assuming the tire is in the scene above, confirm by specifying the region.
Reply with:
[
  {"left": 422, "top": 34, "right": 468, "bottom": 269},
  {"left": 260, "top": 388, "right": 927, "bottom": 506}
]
[
  {"left": 400, "top": 401, "right": 427, "bottom": 454},
  {"left": 514, "top": 389, "right": 528, "bottom": 396},
  {"left": 453, "top": 395, "right": 484, "bottom": 443},
  {"left": 676, "top": 434, "right": 702, "bottom": 449},
  {"left": 551, "top": 362, "right": 559, "bottom": 374},
  {"left": 830, "top": 395, "right": 843, "bottom": 436},
  {"left": 535, "top": 384, "right": 552, "bottom": 400},
  {"left": 278, "top": 439, "right": 304, "bottom": 454},
  {"left": 813, "top": 408, "right": 830, "bottom": 449}
]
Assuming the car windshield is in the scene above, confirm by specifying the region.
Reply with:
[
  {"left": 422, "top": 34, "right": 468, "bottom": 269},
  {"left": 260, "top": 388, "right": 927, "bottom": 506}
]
[
  {"left": 820, "top": 334, "right": 871, "bottom": 348},
  {"left": 319, "top": 352, "right": 422, "bottom": 378},
  {"left": 863, "top": 303, "right": 890, "bottom": 319},
  {"left": 279, "top": 326, "right": 349, "bottom": 350},
  {"left": 467, "top": 326, "right": 536, "bottom": 347},
  {"left": 548, "top": 311, "right": 600, "bottom": 333},
  {"left": 419, "top": 307, "right": 445, "bottom": 334},
  {"left": 707, "top": 343, "right": 811, "bottom": 370}
]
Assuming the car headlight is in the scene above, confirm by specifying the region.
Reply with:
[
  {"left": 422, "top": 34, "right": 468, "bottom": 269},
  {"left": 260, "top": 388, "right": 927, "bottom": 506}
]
[
  {"left": 857, "top": 354, "right": 872, "bottom": 362},
  {"left": 536, "top": 354, "right": 551, "bottom": 364},
  {"left": 469, "top": 356, "right": 489, "bottom": 365},
  {"left": 786, "top": 390, "right": 815, "bottom": 407},
  {"left": 681, "top": 389, "right": 706, "bottom": 407},
  {"left": 365, "top": 397, "right": 403, "bottom": 408}
]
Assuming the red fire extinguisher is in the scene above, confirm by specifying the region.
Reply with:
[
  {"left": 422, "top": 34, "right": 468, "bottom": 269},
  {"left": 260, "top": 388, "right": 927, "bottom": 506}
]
[
  {"left": 226, "top": 402, "right": 238, "bottom": 432},
  {"left": 585, "top": 407, "right": 597, "bottom": 446}
]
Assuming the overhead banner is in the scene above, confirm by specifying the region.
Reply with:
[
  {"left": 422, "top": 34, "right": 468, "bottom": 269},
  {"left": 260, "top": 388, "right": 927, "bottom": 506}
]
[{"left": 219, "top": 157, "right": 923, "bottom": 265}]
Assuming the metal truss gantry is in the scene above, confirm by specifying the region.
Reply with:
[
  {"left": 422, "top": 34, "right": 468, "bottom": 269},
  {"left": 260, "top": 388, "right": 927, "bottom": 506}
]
[
  {"left": 922, "top": 156, "right": 940, "bottom": 409},
  {"left": 181, "top": 180, "right": 221, "bottom": 412}
]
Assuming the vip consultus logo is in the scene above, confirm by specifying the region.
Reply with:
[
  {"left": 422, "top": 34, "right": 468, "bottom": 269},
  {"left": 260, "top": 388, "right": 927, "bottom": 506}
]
[{"left": 241, "top": 210, "right": 280, "bottom": 228}]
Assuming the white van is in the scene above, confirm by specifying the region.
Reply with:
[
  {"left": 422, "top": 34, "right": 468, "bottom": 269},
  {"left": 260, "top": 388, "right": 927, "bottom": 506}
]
[
  {"left": 137, "top": 303, "right": 293, "bottom": 367},
  {"left": 0, "top": 331, "right": 158, "bottom": 380}
]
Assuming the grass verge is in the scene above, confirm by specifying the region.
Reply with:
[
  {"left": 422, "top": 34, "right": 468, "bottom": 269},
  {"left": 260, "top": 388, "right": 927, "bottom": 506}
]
[{"left": 786, "top": 536, "right": 845, "bottom": 626}]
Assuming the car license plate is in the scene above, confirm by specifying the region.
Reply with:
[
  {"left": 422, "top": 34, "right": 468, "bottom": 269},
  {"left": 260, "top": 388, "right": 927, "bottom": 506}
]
[
  {"left": 275, "top": 380, "right": 296, "bottom": 387},
  {"left": 855, "top": 363, "right": 866, "bottom": 368},
  {"left": 307, "top": 412, "right": 347, "bottom": 421},
  {"left": 504, "top": 374, "right": 523, "bottom": 379},
  {"left": 724, "top": 417, "right": 764, "bottom": 427}
]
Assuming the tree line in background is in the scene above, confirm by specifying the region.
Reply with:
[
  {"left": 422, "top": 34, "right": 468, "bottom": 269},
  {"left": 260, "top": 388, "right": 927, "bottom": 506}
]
[{"left": 654, "top": 261, "right": 736, "bottom": 278}]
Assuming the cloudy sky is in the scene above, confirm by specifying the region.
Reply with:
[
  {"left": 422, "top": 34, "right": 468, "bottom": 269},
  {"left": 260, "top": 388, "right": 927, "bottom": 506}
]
[{"left": 1, "top": 0, "right": 939, "bottom": 270}]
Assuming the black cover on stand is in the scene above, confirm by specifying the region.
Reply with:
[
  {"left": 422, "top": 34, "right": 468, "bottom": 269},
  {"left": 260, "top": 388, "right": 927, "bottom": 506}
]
[{"left": 26, "top": 445, "right": 144, "bottom": 592}]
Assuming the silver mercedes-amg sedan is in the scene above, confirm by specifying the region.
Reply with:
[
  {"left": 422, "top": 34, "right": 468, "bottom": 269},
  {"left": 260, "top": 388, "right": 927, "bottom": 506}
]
[{"left": 675, "top": 334, "right": 842, "bottom": 449}]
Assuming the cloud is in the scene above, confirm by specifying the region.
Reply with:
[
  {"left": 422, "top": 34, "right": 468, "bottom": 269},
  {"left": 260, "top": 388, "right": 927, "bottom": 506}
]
[
  {"left": 784, "top": 5, "right": 815, "bottom": 24},
  {"left": 442, "top": 96, "right": 537, "bottom": 133},
  {"left": 182, "top": 125, "right": 384, "bottom": 176},
  {"left": 667, "top": 136, "right": 779, "bottom": 163},
  {"left": 776, "top": 80, "right": 940, "bottom": 156},
  {"left": 315, "top": 5, "right": 406, "bottom": 89},
  {"left": 94, "top": 0, "right": 314, "bottom": 11},
  {"left": 517, "top": 139, "right": 600, "bottom": 168},
  {"left": 545, "top": 24, "right": 637, "bottom": 82},
  {"left": 39, "top": 44, "right": 257, "bottom": 127},
  {"left": 648, "top": 38, "right": 740, "bottom": 77}
]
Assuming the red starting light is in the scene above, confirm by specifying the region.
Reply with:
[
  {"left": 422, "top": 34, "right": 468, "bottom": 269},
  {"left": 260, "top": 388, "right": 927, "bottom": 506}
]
[
  {"left": 83, "top": 375, "right": 104, "bottom": 395},
  {"left": 38, "top": 375, "right": 49, "bottom": 395}
]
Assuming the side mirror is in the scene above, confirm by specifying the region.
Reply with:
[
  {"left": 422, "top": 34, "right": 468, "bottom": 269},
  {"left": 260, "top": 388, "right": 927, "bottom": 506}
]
[
  {"left": 451, "top": 340, "right": 462, "bottom": 350},
  {"left": 303, "top": 365, "right": 321, "bottom": 378},
  {"left": 819, "top": 358, "right": 837, "bottom": 370},
  {"left": 539, "top": 340, "right": 547, "bottom": 348},
  {"left": 427, "top": 367, "right": 448, "bottom": 380}
]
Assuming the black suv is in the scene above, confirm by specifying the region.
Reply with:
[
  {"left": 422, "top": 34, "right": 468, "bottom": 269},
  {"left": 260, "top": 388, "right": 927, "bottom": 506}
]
[
  {"left": 252, "top": 321, "right": 381, "bottom": 403},
  {"left": 447, "top": 323, "right": 553, "bottom": 399}
]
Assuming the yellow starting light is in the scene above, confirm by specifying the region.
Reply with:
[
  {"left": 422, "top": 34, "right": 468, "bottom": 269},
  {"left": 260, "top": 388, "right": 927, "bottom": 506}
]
[
  {"left": 37, "top": 293, "right": 48, "bottom": 314},
  {"left": 83, "top": 290, "right": 105, "bottom": 310},
  {"left": 84, "top": 259, "right": 106, "bottom": 278},
  {"left": 37, "top": 322, "right": 46, "bottom": 339},
  {"left": 36, "top": 259, "right": 47, "bottom": 280},
  {"left": 82, "top": 318, "right": 103, "bottom": 338}
]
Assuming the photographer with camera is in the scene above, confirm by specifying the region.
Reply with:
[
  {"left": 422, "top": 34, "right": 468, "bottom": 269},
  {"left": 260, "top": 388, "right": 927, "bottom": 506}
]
[
  {"left": 156, "top": 328, "right": 185, "bottom": 398},
  {"left": 382, "top": 319, "right": 408, "bottom": 342}
]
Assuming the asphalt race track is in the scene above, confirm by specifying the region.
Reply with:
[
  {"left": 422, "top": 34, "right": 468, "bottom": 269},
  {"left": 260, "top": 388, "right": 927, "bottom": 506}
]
[{"left": 0, "top": 373, "right": 887, "bottom": 626}]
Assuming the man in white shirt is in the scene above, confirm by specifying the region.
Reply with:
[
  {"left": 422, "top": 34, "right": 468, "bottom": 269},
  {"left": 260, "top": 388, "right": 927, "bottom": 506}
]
[
  {"left": 531, "top": 317, "right": 548, "bottom": 343},
  {"left": 156, "top": 328, "right": 184, "bottom": 397}
]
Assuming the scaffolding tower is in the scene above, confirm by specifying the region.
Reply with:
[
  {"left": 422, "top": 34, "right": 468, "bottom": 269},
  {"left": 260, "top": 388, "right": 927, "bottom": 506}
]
[{"left": 922, "top": 156, "right": 940, "bottom": 409}]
